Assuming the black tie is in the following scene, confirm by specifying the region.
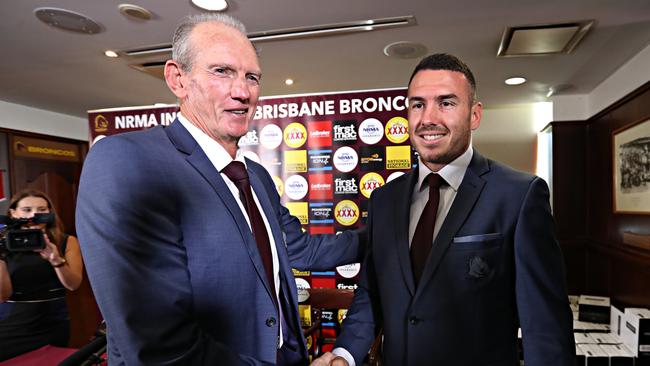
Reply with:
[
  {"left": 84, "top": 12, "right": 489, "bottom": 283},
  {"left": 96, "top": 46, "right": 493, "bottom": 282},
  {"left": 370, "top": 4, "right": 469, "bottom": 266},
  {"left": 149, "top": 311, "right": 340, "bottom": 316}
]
[
  {"left": 410, "top": 173, "right": 444, "bottom": 286},
  {"left": 221, "top": 161, "right": 276, "bottom": 301}
]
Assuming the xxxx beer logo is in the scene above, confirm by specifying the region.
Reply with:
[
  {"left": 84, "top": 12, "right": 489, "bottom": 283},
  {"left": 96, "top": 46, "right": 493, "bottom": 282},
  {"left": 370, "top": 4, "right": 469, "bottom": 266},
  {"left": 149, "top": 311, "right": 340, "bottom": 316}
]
[
  {"left": 359, "top": 172, "right": 385, "bottom": 198},
  {"left": 334, "top": 200, "right": 359, "bottom": 226},
  {"left": 385, "top": 116, "right": 409, "bottom": 144},
  {"left": 283, "top": 122, "right": 307, "bottom": 148}
]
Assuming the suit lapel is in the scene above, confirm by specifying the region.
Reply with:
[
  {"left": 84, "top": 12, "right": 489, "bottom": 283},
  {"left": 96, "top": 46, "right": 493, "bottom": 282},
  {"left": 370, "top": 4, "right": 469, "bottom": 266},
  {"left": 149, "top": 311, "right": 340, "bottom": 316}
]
[
  {"left": 414, "top": 152, "right": 489, "bottom": 300},
  {"left": 164, "top": 121, "right": 276, "bottom": 300},
  {"left": 393, "top": 169, "right": 418, "bottom": 296}
]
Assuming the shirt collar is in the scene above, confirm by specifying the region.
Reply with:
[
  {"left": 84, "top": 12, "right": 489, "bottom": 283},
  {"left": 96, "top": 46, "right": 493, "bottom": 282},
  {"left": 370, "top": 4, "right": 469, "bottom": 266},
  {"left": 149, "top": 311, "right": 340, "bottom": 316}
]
[
  {"left": 416, "top": 144, "right": 473, "bottom": 192},
  {"left": 176, "top": 112, "right": 246, "bottom": 171}
]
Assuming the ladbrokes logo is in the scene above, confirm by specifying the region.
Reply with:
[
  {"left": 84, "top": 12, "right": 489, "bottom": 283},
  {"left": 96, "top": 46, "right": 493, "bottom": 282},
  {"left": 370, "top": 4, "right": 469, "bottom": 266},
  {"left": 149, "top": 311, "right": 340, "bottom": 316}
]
[
  {"left": 386, "top": 145, "right": 412, "bottom": 170},
  {"left": 334, "top": 174, "right": 358, "bottom": 195},
  {"left": 283, "top": 150, "right": 307, "bottom": 173},
  {"left": 359, "top": 172, "right": 385, "bottom": 198},
  {"left": 284, "top": 122, "right": 307, "bottom": 148},
  {"left": 309, "top": 174, "right": 333, "bottom": 200},
  {"left": 307, "top": 121, "right": 332, "bottom": 147},
  {"left": 94, "top": 115, "right": 109, "bottom": 132},
  {"left": 238, "top": 130, "right": 259, "bottom": 146},
  {"left": 333, "top": 119, "right": 357, "bottom": 144},
  {"left": 385, "top": 116, "right": 409, "bottom": 144},
  {"left": 334, "top": 200, "right": 359, "bottom": 226}
]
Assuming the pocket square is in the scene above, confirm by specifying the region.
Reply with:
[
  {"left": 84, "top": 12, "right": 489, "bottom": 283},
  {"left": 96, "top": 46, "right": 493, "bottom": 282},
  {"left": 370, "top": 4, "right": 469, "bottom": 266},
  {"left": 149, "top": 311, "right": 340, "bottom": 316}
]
[
  {"left": 453, "top": 232, "right": 501, "bottom": 243},
  {"left": 468, "top": 256, "right": 492, "bottom": 279}
]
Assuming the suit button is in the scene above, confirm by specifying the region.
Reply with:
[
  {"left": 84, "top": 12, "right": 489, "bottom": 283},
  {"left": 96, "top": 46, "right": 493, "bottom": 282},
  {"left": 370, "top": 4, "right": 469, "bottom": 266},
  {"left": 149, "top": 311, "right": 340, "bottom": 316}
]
[
  {"left": 266, "top": 317, "right": 277, "bottom": 327},
  {"left": 409, "top": 316, "right": 419, "bottom": 325}
]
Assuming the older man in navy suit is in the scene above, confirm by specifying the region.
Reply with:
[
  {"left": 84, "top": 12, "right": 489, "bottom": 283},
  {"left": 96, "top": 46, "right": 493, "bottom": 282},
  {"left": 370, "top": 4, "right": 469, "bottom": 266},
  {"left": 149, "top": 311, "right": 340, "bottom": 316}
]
[
  {"left": 313, "top": 54, "right": 575, "bottom": 366},
  {"left": 76, "top": 14, "right": 362, "bottom": 365}
]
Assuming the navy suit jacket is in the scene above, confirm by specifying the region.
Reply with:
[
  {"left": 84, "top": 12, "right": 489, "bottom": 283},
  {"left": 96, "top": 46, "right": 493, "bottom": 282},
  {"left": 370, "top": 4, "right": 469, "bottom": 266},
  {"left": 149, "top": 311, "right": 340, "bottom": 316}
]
[
  {"left": 335, "top": 151, "right": 575, "bottom": 366},
  {"left": 76, "top": 120, "right": 362, "bottom": 365}
]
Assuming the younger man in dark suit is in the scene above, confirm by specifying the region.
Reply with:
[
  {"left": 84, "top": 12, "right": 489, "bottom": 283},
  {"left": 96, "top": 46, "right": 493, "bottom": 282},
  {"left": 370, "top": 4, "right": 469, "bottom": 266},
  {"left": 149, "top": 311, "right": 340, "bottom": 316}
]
[{"left": 313, "top": 54, "right": 575, "bottom": 366}]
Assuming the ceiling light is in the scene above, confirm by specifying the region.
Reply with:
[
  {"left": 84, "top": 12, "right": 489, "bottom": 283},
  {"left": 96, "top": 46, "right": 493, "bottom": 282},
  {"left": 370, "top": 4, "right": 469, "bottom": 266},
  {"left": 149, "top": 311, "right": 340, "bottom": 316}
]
[
  {"left": 505, "top": 77, "right": 526, "bottom": 85},
  {"left": 384, "top": 41, "right": 427, "bottom": 59},
  {"left": 118, "top": 4, "right": 152, "bottom": 21},
  {"left": 285, "top": 79, "right": 294, "bottom": 86},
  {"left": 191, "top": 0, "right": 228, "bottom": 11},
  {"left": 104, "top": 50, "right": 119, "bottom": 58},
  {"left": 248, "top": 16, "right": 415, "bottom": 42},
  {"left": 497, "top": 20, "right": 594, "bottom": 57},
  {"left": 33, "top": 7, "right": 102, "bottom": 34}
]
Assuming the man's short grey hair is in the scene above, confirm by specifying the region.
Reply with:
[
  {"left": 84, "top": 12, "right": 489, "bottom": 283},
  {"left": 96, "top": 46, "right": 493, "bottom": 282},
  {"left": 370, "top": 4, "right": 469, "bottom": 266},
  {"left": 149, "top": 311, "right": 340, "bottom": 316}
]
[{"left": 171, "top": 13, "right": 247, "bottom": 71}]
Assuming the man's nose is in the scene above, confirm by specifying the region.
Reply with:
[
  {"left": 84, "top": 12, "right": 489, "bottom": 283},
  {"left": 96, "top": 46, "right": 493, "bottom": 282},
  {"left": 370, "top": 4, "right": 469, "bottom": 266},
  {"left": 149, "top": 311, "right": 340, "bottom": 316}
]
[{"left": 230, "top": 76, "right": 251, "bottom": 101}]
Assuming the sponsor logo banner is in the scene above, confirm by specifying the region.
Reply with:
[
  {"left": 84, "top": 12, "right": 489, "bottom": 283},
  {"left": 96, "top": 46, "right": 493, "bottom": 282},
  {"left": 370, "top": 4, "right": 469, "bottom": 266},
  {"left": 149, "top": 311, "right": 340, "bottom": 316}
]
[
  {"left": 309, "top": 202, "right": 334, "bottom": 224},
  {"left": 283, "top": 150, "right": 307, "bottom": 173},
  {"left": 309, "top": 226, "right": 334, "bottom": 235},
  {"left": 360, "top": 199, "right": 369, "bottom": 225},
  {"left": 386, "top": 145, "right": 412, "bottom": 170},
  {"left": 387, "top": 171, "right": 406, "bottom": 183},
  {"left": 334, "top": 199, "right": 359, "bottom": 226},
  {"left": 284, "top": 122, "right": 307, "bottom": 148},
  {"left": 358, "top": 118, "right": 384, "bottom": 145},
  {"left": 307, "top": 120, "right": 332, "bottom": 147},
  {"left": 336, "top": 263, "right": 361, "bottom": 279},
  {"left": 286, "top": 202, "right": 308, "bottom": 225},
  {"left": 308, "top": 149, "right": 333, "bottom": 171},
  {"left": 309, "top": 174, "right": 333, "bottom": 200},
  {"left": 332, "top": 119, "right": 357, "bottom": 144},
  {"left": 385, "top": 116, "right": 409, "bottom": 144},
  {"left": 360, "top": 146, "right": 384, "bottom": 171},
  {"left": 333, "top": 146, "right": 358, "bottom": 173},
  {"left": 334, "top": 174, "right": 358, "bottom": 196},
  {"left": 284, "top": 175, "right": 309, "bottom": 200},
  {"left": 271, "top": 176, "right": 284, "bottom": 197},
  {"left": 359, "top": 172, "right": 385, "bottom": 198},
  {"left": 260, "top": 123, "right": 283, "bottom": 149},
  {"left": 238, "top": 130, "right": 259, "bottom": 147}
]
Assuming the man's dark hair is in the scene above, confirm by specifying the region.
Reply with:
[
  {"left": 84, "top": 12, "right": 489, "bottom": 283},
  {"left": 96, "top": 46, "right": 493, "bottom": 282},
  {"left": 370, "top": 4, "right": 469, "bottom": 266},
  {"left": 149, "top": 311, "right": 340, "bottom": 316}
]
[{"left": 408, "top": 53, "right": 478, "bottom": 102}]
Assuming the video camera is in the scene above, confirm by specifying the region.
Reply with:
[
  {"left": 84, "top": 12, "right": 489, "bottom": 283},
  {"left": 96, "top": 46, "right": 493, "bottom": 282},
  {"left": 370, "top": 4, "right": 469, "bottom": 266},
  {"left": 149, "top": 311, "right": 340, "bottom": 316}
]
[{"left": 0, "top": 213, "right": 54, "bottom": 253}]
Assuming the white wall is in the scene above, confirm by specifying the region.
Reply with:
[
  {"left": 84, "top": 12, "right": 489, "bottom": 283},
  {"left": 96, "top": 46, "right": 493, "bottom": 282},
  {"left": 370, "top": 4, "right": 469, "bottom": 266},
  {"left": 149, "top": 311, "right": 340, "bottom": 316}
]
[
  {"left": 552, "top": 42, "right": 650, "bottom": 121},
  {"left": 0, "top": 100, "right": 88, "bottom": 141},
  {"left": 473, "top": 103, "right": 548, "bottom": 174}
]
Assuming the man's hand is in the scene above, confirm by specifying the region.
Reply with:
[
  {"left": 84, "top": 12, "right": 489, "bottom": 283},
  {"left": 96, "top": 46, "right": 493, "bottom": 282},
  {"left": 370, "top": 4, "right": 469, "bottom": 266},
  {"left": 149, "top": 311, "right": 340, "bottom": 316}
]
[{"left": 310, "top": 352, "right": 349, "bottom": 366}]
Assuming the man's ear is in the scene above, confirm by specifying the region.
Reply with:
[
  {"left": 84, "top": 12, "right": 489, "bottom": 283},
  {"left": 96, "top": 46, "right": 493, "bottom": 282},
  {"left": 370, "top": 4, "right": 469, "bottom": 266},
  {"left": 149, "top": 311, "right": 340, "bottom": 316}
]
[
  {"left": 470, "top": 101, "right": 482, "bottom": 131},
  {"left": 164, "top": 60, "right": 187, "bottom": 99}
]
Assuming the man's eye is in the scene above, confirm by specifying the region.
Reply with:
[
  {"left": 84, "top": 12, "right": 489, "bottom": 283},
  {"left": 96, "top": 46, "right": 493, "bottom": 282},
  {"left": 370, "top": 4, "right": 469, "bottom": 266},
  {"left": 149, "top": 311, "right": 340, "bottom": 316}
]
[
  {"left": 247, "top": 74, "right": 260, "bottom": 84},
  {"left": 440, "top": 100, "right": 455, "bottom": 108},
  {"left": 410, "top": 102, "right": 423, "bottom": 109}
]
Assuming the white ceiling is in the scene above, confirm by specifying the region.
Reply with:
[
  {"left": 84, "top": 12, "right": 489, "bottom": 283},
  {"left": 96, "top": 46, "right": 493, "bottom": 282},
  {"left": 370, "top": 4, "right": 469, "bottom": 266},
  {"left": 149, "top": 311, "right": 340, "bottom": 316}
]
[{"left": 2, "top": 0, "right": 650, "bottom": 118}]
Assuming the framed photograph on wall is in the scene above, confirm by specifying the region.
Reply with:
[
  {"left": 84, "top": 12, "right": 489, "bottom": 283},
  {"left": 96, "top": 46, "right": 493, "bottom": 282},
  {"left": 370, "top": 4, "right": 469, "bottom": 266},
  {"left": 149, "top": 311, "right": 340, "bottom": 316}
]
[{"left": 612, "top": 117, "right": 650, "bottom": 214}]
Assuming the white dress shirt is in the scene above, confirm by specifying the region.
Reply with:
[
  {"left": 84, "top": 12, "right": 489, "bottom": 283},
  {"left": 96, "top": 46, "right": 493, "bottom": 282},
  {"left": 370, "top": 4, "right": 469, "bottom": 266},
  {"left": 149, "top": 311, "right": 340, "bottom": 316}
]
[
  {"left": 333, "top": 146, "right": 474, "bottom": 366},
  {"left": 177, "top": 114, "right": 285, "bottom": 347}
]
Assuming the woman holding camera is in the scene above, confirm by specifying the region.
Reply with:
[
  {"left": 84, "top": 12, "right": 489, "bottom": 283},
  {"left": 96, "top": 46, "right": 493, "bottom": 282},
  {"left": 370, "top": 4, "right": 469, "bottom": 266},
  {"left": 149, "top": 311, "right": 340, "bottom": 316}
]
[{"left": 0, "top": 189, "right": 83, "bottom": 361}]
